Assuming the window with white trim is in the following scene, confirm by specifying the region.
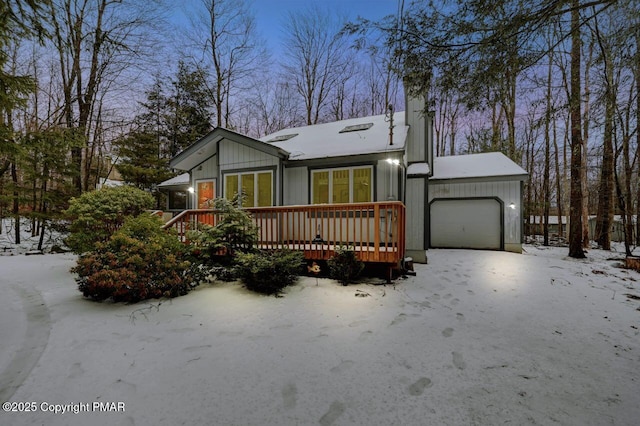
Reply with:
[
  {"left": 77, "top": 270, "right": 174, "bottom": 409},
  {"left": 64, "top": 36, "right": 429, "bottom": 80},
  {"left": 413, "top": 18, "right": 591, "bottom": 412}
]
[
  {"left": 224, "top": 170, "right": 273, "bottom": 207},
  {"left": 311, "top": 166, "right": 373, "bottom": 204}
]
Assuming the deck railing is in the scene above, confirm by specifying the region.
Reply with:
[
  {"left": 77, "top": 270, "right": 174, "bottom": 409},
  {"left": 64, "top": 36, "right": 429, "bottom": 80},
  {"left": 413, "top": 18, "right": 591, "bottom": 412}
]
[{"left": 162, "top": 201, "right": 406, "bottom": 266}]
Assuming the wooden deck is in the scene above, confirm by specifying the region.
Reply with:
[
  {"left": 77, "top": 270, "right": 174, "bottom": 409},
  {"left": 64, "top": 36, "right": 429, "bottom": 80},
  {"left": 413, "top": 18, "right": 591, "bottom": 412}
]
[{"left": 163, "top": 202, "right": 406, "bottom": 270}]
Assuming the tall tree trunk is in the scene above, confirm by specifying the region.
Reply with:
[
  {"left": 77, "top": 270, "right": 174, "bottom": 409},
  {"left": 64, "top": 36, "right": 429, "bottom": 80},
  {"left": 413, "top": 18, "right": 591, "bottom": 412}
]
[
  {"left": 622, "top": 136, "right": 634, "bottom": 255},
  {"left": 11, "top": 161, "right": 20, "bottom": 245},
  {"left": 543, "top": 52, "right": 552, "bottom": 246},
  {"left": 594, "top": 87, "right": 614, "bottom": 249},
  {"left": 636, "top": 38, "right": 640, "bottom": 246},
  {"left": 568, "top": 0, "right": 586, "bottom": 258},
  {"left": 581, "top": 41, "right": 592, "bottom": 250},
  {"left": 553, "top": 114, "right": 564, "bottom": 238},
  {"left": 594, "top": 28, "right": 614, "bottom": 250}
]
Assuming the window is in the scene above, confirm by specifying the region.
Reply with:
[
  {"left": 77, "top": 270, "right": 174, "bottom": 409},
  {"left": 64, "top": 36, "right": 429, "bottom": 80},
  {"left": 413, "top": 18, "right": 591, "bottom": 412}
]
[
  {"left": 224, "top": 171, "right": 273, "bottom": 207},
  {"left": 168, "top": 190, "right": 187, "bottom": 210},
  {"left": 339, "top": 123, "right": 373, "bottom": 133},
  {"left": 267, "top": 133, "right": 298, "bottom": 142},
  {"left": 311, "top": 166, "right": 373, "bottom": 204}
]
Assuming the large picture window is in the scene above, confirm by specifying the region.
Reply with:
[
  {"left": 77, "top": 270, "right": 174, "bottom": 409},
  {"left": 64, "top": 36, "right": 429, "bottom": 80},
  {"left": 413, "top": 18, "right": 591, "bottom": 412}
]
[
  {"left": 311, "top": 166, "right": 373, "bottom": 204},
  {"left": 224, "top": 170, "right": 273, "bottom": 207}
]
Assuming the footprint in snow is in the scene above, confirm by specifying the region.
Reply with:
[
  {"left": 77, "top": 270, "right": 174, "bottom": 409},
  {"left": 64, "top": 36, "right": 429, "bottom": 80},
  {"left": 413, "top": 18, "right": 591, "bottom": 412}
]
[
  {"left": 282, "top": 382, "right": 297, "bottom": 409},
  {"left": 330, "top": 360, "right": 355, "bottom": 373},
  {"left": 358, "top": 330, "right": 373, "bottom": 341},
  {"left": 390, "top": 313, "right": 407, "bottom": 326},
  {"left": 408, "top": 377, "right": 433, "bottom": 396},
  {"left": 452, "top": 352, "right": 467, "bottom": 370},
  {"left": 442, "top": 328, "right": 454, "bottom": 337},
  {"left": 319, "top": 401, "right": 345, "bottom": 426}
]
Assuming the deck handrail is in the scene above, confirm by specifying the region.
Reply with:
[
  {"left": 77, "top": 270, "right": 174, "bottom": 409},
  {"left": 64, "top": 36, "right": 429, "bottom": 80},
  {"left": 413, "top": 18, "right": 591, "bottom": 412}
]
[{"left": 162, "top": 201, "right": 406, "bottom": 266}]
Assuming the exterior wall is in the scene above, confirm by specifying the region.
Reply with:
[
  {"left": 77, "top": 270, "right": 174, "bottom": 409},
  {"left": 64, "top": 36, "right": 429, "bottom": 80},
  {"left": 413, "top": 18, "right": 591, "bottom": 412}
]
[
  {"left": 189, "top": 138, "right": 283, "bottom": 206},
  {"left": 405, "top": 177, "right": 427, "bottom": 262},
  {"left": 218, "top": 139, "right": 280, "bottom": 171},
  {"left": 429, "top": 180, "right": 523, "bottom": 253},
  {"left": 403, "top": 89, "right": 433, "bottom": 262},
  {"left": 283, "top": 157, "right": 403, "bottom": 206},
  {"left": 283, "top": 166, "right": 308, "bottom": 205},
  {"left": 191, "top": 157, "right": 218, "bottom": 182},
  {"left": 376, "top": 156, "right": 403, "bottom": 202},
  {"left": 405, "top": 96, "right": 431, "bottom": 165}
]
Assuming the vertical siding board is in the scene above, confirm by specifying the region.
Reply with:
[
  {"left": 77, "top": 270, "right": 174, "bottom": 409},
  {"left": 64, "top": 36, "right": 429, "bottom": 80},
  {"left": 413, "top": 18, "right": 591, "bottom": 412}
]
[{"left": 428, "top": 178, "right": 523, "bottom": 250}]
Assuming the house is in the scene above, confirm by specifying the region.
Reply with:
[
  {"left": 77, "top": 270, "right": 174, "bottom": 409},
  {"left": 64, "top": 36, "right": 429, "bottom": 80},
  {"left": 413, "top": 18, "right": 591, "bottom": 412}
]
[
  {"left": 588, "top": 215, "right": 637, "bottom": 243},
  {"left": 160, "top": 92, "right": 527, "bottom": 263},
  {"left": 527, "top": 215, "right": 568, "bottom": 237},
  {"left": 526, "top": 215, "right": 637, "bottom": 243}
]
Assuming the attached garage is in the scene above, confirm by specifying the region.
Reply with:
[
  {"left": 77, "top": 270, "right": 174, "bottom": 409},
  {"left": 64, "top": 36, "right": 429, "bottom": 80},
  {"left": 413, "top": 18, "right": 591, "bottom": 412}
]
[
  {"left": 428, "top": 153, "right": 528, "bottom": 253},
  {"left": 430, "top": 198, "right": 503, "bottom": 250}
]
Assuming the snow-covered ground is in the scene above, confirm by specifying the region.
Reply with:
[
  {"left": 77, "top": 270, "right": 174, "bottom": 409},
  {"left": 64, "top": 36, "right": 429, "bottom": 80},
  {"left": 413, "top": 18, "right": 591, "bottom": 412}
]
[
  {"left": 0, "top": 218, "right": 68, "bottom": 256},
  {"left": 0, "top": 246, "right": 639, "bottom": 426}
]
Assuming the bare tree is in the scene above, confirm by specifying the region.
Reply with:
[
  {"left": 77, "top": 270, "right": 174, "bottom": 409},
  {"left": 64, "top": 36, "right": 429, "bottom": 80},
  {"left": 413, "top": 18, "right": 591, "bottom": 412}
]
[
  {"left": 47, "top": 0, "right": 162, "bottom": 192},
  {"left": 282, "top": 6, "right": 353, "bottom": 125},
  {"left": 592, "top": 14, "right": 616, "bottom": 250},
  {"left": 246, "top": 77, "right": 301, "bottom": 137},
  {"left": 185, "top": 0, "right": 266, "bottom": 129},
  {"left": 568, "top": 0, "right": 586, "bottom": 258}
]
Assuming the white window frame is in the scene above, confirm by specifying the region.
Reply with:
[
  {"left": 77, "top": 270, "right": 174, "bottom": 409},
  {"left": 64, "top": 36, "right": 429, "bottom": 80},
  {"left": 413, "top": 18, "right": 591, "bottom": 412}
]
[
  {"left": 311, "top": 165, "right": 374, "bottom": 204},
  {"left": 223, "top": 170, "right": 274, "bottom": 207}
]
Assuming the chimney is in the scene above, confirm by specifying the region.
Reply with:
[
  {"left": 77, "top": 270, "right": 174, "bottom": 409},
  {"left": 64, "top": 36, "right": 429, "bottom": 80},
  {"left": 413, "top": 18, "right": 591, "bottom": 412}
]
[{"left": 403, "top": 81, "right": 433, "bottom": 173}]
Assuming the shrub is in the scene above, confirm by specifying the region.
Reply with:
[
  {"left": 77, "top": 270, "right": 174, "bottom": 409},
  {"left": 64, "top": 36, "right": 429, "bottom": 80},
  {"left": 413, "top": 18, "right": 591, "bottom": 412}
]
[
  {"left": 234, "top": 250, "right": 304, "bottom": 295},
  {"left": 328, "top": 246, "right": 365, "bottom": 285},
  {"left": 187, "top": 195, "right": 258, "bottom": 263},
  {"left": 65, "top": 185, "right": 155, "bottom": 253},
  {"left": 73, "top": 214, "right": 194, "bottom": 303}
]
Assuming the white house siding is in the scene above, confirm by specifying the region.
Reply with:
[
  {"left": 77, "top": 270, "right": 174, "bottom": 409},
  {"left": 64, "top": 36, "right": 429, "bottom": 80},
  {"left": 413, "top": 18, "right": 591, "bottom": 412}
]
[{"left": 429, "top": 180, "right": 522, "bottom": 253}]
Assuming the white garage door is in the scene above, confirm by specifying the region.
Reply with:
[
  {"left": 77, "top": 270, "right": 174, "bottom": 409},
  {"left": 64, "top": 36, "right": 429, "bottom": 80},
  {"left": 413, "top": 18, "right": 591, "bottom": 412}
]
[{"left": 430, "top": 199, "right": 502, "bottom": 250}]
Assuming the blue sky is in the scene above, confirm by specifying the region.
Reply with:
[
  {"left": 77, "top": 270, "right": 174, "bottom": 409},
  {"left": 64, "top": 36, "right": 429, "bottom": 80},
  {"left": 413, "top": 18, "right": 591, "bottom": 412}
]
[{"left": 251, "top": 0, "right": 399, "bottom": 52}]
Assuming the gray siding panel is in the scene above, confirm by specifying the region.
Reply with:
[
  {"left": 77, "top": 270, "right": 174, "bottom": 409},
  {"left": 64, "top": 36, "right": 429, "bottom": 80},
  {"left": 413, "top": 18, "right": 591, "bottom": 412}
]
[
  {"left": 191, "top": 157, "right": 217, "bottom": 181},
  {"left": 284, "top": 167, "right": 307, "bottom": 205},
  {"left": 405, "top": 96, "right": 426, "bottom": 163},
  {"left": 406, "top": 178, "right": 426, "bottom": 251},
  {"left": 219, "top": 139, "right": 279, "bottom": 171},
  {"left": 376, "top": 157, "right": 402, "bottom": 202},
  {"left": 428, "top": 180, "right": 522, "bottom": 247}
]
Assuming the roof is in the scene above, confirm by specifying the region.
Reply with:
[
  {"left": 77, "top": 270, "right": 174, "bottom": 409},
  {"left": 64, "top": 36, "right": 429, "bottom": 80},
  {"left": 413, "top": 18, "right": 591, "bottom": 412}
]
[
  {"left": 170, "top": 127, "right": 289, "bottom": 171},
  {"left": 158, "top": 173, "right": 190, "bottom": 188},
  {"left": 431, "top": 152, "right": 528, "bottom": 181},
  {"left": 261, "top": 112, "right": 407, "bottom": 161}
]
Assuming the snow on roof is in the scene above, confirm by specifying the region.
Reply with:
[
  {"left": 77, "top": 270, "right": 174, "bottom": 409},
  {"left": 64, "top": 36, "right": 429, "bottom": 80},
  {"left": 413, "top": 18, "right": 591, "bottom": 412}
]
[
  {"left": 431, "top": 152, "right": 527, "bottom": 180},
  {"left": 260, "top": 112, "right": 407, "bottom": 161},
  {"left": 158, "top": 173, "right": 190, "bottom": 187},
  {"left": 406, "top": 162, "right": 430, "bottom": 177}
]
